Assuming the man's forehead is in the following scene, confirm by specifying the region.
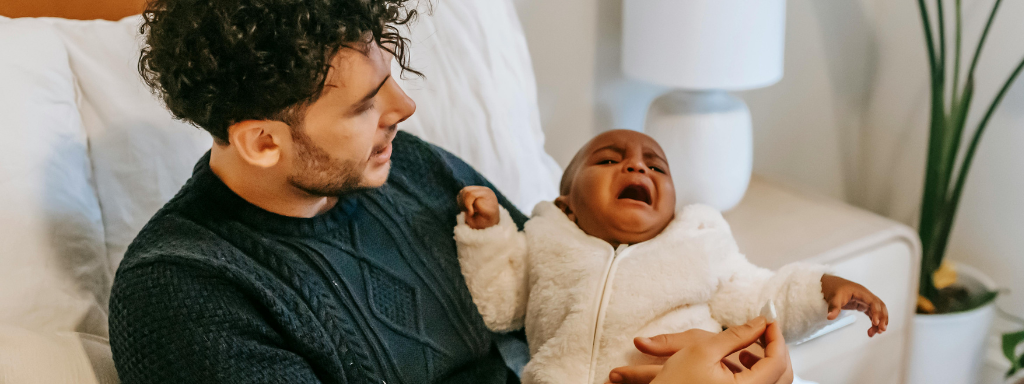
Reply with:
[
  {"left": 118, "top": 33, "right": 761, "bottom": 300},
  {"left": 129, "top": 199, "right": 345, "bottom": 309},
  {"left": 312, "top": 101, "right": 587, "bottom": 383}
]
[{"left": 323, "top": 43, "right": 388, "bottom": 90}]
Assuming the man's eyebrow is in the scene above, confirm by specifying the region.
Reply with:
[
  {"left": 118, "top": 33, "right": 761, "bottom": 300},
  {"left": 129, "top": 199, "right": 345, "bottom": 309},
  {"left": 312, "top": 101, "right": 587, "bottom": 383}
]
[{"left": 358, "top": 75, "right": 391, "bottom": 103}]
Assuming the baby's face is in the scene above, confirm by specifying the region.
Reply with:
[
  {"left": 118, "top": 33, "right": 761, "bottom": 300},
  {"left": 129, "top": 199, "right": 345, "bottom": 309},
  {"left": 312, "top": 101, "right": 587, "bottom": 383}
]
[{"left": 558, "top": 130, "right": 676, "bottom": 247}]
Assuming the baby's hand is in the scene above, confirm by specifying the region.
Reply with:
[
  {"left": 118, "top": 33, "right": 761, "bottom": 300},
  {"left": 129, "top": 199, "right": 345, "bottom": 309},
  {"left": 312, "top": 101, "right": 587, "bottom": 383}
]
[
  {"left": 820, "top": 275, "right": 889, "bottom": 337},
  {"left": 458, "top": 186, "right": 500, "bottom": 229}
]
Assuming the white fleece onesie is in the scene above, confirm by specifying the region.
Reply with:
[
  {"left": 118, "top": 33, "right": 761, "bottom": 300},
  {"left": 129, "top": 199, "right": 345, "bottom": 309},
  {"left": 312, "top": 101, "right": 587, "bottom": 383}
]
[{"left": 454, "top": 202, "right": 830, "bottom": 384}]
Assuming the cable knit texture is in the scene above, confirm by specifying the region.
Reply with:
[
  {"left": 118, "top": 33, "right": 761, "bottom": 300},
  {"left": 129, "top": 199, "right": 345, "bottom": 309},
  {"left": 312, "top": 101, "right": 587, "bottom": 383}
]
[
  {"left": 454, "top": 202, "right": 831, "bottom": 384},
  {"left": 109, "top": 131, "right": 526, "bottom": 384}
]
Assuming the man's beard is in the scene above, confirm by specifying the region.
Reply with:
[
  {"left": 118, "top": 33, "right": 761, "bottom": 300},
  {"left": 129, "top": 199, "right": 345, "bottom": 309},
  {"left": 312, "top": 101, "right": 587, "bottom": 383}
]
[{"left": 287, "top": 127, "right": 365, "bottom": 197}]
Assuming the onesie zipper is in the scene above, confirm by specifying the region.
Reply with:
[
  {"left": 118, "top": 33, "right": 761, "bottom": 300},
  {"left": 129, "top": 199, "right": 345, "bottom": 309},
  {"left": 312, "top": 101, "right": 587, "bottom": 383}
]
[{"left": 586, "top": 243, "right": 636, "bottom": 384}]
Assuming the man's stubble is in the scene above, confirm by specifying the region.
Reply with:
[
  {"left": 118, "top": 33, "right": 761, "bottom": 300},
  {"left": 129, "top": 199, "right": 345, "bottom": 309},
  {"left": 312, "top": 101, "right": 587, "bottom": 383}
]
[{"left": 287, "top": 126, "right": 369, "bottom": 197}]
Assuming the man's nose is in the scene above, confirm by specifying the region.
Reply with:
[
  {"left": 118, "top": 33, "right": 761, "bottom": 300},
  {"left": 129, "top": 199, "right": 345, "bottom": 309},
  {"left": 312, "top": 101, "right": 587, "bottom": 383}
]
[{"left": 381, "top": 79, "right": 417, "bottom": 128}]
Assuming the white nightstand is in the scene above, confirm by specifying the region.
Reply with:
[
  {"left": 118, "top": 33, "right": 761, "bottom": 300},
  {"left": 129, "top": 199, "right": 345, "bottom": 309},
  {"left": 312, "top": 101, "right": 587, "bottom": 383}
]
[{"left": 724, "top": 176, "right": 921, "bottom": 384}]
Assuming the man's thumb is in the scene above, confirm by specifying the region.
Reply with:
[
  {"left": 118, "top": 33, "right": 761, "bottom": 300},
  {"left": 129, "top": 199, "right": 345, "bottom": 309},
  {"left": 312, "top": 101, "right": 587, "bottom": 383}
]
[{"left": 709, "top": 316, "right": 767, "bottom": 357}]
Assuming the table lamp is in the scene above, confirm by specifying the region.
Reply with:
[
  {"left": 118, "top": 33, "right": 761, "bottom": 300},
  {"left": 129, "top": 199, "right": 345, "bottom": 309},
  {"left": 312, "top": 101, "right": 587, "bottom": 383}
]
[{"left": 622, "top": 0, "right": 786, "bottom": 211}]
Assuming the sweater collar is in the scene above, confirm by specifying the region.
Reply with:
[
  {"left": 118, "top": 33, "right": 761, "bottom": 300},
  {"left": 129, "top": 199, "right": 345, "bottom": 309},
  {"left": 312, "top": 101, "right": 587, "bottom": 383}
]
[{"left": 187, "top": 151, "right": 358, "bottom": 237}]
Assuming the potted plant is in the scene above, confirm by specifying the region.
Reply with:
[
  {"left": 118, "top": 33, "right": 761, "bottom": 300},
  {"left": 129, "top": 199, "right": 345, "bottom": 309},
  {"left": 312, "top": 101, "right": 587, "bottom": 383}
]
[{"left": 906, "top": 0, "right": 1024, "bottom": 382}]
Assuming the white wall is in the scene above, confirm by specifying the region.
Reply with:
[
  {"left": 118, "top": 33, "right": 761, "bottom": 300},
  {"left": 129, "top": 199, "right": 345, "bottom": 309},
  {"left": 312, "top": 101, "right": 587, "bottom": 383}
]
[
  {"left": 512, "top": 0, "right": 597, "bottom": 167},
  {"left": 516, "top": 0, "right": 1024, "bottom": 333}
]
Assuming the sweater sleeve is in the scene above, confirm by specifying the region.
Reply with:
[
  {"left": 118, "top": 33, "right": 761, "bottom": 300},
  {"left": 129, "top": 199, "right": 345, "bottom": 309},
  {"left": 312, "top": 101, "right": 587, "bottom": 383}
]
[
  {"left": 453, "top": 206, "right": 530, "bottom": 333},
  {"left": 708, "top": 252, "right": 831, "bottom": 341},
  {"left": 429, "top": 143, "right": 529, "bottom": 230},
  {"left": 109, "top": 260, "right": 325, "bottom": 384}
]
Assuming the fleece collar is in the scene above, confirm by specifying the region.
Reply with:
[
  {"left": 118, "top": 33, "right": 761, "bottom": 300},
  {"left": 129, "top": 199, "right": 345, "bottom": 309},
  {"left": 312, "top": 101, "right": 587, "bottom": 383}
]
[{"left": 529, "top": 201, "right": 733, "bottom": 253}]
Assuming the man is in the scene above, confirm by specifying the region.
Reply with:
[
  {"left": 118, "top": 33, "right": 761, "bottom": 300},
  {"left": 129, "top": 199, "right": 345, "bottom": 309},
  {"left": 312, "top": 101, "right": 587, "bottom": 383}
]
[{"left": 109, "top": 0, "right": 792, "bottom": 382}]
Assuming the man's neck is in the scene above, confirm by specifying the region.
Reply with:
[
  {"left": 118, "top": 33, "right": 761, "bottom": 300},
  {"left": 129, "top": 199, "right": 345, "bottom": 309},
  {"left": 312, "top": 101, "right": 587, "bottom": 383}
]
[{"left": 209, "top": 146, "right": 338, "bottom": 218}]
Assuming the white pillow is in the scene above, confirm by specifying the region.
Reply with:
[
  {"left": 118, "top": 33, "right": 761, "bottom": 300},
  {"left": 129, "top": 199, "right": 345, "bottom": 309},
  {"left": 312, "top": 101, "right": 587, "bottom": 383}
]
[
  {"left": 393, "top": 0, "right": 561, "bottom": 211},
  {"left": 0, "top": 324, "right": 118, "bottom": 384},
  {"left": 0, "top": 18, "right": 110, "bottom": 334},
  {"left": 42, "top": 17, "right": 214, "bottom": 270}
]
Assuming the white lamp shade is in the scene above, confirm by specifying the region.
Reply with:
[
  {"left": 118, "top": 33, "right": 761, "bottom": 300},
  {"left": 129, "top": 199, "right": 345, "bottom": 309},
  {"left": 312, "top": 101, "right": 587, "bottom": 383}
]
[{"left": 622, "top": 0, "right": 786, "bottom": 90}]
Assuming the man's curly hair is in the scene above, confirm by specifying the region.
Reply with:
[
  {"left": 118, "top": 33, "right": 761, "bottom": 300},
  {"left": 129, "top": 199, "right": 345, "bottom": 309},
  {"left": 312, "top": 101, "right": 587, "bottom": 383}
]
[{"left": 139, "top": 0, "right": 419, "bottom": 142}]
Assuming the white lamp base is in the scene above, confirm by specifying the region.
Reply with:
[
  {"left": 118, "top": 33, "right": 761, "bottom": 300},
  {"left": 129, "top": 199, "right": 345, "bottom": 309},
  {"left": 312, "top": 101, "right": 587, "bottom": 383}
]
[{"left": 644, "top": 90, "right": 753, "bottom": 211}]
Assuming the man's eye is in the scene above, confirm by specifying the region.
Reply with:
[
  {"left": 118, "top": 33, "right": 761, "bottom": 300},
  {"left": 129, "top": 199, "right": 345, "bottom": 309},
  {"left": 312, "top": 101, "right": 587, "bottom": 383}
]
[{"left": 355, "top": 101, "right": 376, "bottom": 114}]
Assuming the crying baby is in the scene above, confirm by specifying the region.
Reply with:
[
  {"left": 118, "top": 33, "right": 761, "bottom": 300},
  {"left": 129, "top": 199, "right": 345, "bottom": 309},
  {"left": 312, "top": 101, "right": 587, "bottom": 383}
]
[{"left": 453, "top": 129, "right": 888, "bottom": 384}]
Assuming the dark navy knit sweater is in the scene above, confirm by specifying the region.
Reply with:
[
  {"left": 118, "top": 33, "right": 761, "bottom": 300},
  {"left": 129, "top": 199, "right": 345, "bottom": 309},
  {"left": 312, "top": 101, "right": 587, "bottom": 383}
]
[{"left": 109, "top": 131, "right": 528, "bottom": 384}]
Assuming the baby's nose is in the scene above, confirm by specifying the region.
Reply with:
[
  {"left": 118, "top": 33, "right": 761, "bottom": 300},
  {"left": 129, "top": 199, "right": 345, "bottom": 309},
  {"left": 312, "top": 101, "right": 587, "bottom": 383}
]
[{"left": 626, "top": 165, "right": 646, "bottom": 173}]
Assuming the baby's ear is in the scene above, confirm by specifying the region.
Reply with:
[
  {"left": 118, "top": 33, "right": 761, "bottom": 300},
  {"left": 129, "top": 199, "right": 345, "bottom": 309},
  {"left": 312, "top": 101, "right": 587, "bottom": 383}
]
[{"left": 554, "top": 196, "right": 577, "bottom": 222}]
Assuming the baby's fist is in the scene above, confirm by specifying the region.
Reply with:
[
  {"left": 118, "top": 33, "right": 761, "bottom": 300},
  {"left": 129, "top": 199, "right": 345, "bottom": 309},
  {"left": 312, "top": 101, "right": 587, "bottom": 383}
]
[
  {"left": 821, "top": 275, "right": 889, "bottom": 337},
  {"left": 458, "top": 186, "right": 500, "bottom": 229}
]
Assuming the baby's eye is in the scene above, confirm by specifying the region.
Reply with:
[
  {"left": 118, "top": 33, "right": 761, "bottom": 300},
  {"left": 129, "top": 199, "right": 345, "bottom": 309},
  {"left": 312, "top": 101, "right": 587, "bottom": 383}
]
[
  {"left": 597, "top": 159, "right": 618, "bottom": 165},
  {"left": 650, "top": 166, "right": 666, "bottom": 174}
]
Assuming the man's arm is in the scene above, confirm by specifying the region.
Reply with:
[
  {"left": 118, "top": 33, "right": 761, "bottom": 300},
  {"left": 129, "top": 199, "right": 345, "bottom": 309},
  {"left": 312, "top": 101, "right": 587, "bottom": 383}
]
[{"left": 109, "top": 261, "right": 325, "bottom": 384}]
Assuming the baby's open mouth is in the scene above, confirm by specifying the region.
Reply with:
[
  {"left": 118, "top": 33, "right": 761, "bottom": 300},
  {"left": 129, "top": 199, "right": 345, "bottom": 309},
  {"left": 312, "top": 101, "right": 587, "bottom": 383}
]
[{"left": 618, "top": 184, "right": 652, "bottom": 205}]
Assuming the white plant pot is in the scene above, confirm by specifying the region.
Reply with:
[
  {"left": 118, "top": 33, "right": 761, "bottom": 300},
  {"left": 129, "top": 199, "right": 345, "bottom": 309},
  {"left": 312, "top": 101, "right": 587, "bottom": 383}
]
[{"left": 907, "top": 264, "right": 998, "bottom": 384}]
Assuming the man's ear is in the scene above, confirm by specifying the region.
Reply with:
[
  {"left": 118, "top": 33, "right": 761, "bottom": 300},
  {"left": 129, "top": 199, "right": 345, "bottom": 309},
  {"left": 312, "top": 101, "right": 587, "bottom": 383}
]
[
  {"left": 554, "top": 195, "right": 577, "bottom": 223},
  {"left": 227, "top": 120, "right": 290, "bottom": 168}
]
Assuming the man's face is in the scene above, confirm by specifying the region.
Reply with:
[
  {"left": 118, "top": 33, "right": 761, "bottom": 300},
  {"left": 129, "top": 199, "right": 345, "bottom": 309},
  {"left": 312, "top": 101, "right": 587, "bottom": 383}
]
[
  {"left": 285, "top": 41, "right": 416, "bottom": 196},
  {"left": 560, "top": 130, "right": 676, "bottom": 246}
]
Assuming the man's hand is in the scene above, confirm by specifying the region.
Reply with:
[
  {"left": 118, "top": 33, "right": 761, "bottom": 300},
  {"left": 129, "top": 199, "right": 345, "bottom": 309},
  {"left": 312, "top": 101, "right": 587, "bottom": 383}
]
[
  {"left": 820, "top": 274, "right": 889, "bottom": 337},
  {"left": 607, "top": 317, "right": 793, "bottom": 384},
  {"left": 458, "top": 186, "right": 500, "bottom": 229}
]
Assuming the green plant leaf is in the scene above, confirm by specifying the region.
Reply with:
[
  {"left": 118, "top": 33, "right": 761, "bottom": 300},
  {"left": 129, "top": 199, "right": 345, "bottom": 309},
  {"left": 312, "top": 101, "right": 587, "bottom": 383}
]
[
  {"left": 947, "top": 54, "right": 1024, "bottom": 236},
  {"left": 952, "top": 0, "right": 963, "bottom": 102},
  {"left": 1018, "top": 352, "right": 1024, "bottom": 378},
  {"left": 938, "top": 287, "right": 998, "bottom": 313},
  {"left": 937, "top": 0, "right": 946, "bottom": 71},
  {"left": 1003, "top": 330, "right": 1024, "bottom": 377},
  {"left": 915, "top": 0, "right": 945, "bottom": 305},
  {"left": 917, "top": 0, "right": 939, "bottom": 71},
  {"left": 965, "top": 289, "right": 998, "bottom": 311},
  {"left": 966, "top": 0, "right": 1004, "bottom": 83}
]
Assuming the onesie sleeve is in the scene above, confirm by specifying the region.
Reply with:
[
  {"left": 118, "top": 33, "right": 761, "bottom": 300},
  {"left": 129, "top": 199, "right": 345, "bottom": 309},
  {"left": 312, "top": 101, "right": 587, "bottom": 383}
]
[
  {"left": 676, "top": 203, "right": 830, "bottom": 341},
  {"left": 454, "top": 206, "right": 530, "bottom": 332},
  {"left": 709, "top": 252, "right": 831, "bottom": 340},
  {"left": 712, "top": 252, "right": 831, "bottom": 339}
]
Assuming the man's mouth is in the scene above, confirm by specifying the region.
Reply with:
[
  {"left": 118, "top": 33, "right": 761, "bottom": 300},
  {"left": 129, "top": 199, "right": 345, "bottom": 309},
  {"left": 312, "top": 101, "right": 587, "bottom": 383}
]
[
  {"left": 618, "top": 183, "right": 652, "bottom": 205},
  {"left": 370, "top": 126, "right": 399, "bottom": 160}
]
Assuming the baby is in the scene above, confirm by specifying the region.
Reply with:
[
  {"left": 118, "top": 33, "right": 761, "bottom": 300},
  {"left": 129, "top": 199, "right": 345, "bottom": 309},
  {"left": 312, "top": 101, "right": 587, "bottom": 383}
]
[{"left": 454, "top": 130, "right": 888, "bottom": 384}]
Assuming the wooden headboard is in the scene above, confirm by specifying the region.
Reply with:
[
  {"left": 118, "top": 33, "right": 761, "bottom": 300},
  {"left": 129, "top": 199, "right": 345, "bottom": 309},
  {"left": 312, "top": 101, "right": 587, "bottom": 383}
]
[{"left": 0, "top": 0, "right": 146, "bottom": 20}]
